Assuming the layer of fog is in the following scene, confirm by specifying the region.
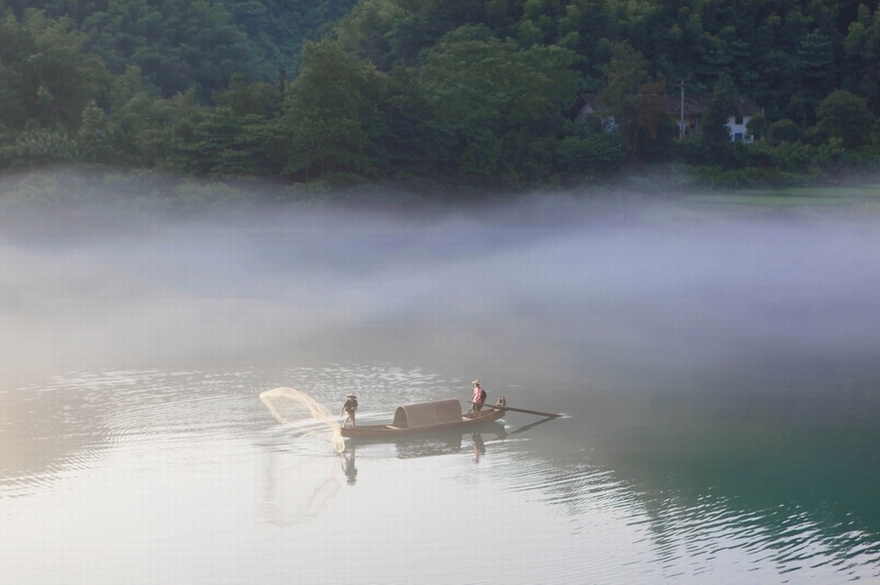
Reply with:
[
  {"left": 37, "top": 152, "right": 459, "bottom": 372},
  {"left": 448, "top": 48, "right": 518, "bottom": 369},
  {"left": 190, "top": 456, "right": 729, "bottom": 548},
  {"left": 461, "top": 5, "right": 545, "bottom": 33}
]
[{"left": 3, "top": 187, "right": 880, "bottom": 396}]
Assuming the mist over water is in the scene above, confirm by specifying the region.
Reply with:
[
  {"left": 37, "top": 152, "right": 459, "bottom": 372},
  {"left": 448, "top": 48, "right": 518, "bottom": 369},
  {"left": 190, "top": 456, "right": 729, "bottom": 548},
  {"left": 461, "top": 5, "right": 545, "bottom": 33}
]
[{"left": 2, "top": 182, "right": 880, "bottom": 584}]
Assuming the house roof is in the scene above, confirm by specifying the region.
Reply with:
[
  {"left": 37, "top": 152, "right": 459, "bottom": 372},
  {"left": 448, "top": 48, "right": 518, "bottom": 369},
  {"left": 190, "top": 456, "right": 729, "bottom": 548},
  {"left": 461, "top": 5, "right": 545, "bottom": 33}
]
[
  {"left": 733, "top": 94, "right": 762, "bottom": 116},
  {"left": 655, "top": 94, "right": 708, "bottom": 117},
  {"left": 568, "top": 93, "right": 608, "bottom": 118}
]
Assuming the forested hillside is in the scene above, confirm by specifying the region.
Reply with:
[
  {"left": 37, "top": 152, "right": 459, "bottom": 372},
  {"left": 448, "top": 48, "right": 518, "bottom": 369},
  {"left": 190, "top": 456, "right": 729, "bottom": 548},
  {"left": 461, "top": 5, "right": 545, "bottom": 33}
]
[
  {"left": 2, "top": 0, "right": 880, "bottom": 193},
  {"left": 0, "top": 0, "right": 356, "bottom": 97}
]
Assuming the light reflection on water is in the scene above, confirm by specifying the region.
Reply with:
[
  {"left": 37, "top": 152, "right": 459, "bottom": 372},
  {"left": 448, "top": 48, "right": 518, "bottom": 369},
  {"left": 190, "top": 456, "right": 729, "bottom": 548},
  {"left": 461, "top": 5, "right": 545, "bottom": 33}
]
[
  {"left": 2, "top": 201, "right": 880, "bottom": 584},
  {"left": 1, "top": 365, "right": 879, "bottom": 584}
]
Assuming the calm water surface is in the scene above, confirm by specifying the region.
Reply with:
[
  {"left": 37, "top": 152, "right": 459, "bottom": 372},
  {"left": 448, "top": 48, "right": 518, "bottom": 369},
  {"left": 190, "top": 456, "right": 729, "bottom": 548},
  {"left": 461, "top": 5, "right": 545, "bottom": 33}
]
[{"left": 2, "top": 197, "right": 880, "bottom": 584}]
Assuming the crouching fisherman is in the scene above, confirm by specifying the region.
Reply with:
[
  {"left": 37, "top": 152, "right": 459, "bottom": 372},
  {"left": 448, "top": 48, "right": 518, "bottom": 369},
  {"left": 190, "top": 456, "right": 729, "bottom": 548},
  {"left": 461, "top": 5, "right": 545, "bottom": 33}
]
[{"left": 341, "top": 393, "right": 358, "bottom": 428}]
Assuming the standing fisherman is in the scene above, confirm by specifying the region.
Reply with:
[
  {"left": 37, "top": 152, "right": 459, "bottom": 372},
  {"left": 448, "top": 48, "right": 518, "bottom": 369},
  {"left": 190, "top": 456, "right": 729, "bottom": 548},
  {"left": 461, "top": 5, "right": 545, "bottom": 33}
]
[
  {"left": 470, "top": 379, "right": 487, "bottom": 417},
  {"left": 341, "top": 393, "right": 358, "bottom": 428}
]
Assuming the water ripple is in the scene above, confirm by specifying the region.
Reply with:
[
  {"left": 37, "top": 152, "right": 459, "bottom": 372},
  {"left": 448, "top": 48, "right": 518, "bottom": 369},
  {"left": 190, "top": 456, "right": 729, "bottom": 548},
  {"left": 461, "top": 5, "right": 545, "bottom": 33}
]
[{"left": 492, "top": 441, "right": 880, "bottom": 583}]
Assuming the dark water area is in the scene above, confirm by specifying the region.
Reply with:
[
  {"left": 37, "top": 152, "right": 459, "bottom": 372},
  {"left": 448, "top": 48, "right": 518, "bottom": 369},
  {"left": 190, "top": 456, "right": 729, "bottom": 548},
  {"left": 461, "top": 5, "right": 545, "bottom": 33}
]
[{"left": 2, "top": 193, "right": 880, "bottom": 583}]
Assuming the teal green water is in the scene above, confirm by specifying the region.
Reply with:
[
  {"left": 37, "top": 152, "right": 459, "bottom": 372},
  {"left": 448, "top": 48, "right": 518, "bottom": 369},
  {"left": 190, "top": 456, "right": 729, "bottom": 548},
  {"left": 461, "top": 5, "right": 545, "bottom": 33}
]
[{"left": 1, "top": 198, "right": 879, "bottom": 583}]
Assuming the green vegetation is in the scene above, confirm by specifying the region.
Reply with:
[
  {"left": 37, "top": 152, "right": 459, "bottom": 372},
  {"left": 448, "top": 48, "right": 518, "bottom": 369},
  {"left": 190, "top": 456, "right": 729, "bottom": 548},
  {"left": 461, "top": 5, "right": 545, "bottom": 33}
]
[{"left": 3, "top": 0, "right": 880, "bottom": 197}]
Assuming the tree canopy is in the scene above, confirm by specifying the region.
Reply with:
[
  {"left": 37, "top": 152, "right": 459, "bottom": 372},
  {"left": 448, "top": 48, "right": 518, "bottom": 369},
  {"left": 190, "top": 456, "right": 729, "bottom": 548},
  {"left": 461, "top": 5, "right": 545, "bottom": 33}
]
[{"left": 3, "top": 0, "right": 880, "bottom": 192}]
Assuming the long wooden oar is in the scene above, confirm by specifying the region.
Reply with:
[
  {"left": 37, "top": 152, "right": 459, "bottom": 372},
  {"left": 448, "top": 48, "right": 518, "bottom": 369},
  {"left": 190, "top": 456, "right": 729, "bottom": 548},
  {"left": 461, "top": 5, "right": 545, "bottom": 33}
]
[{"left": 470, "top": 401, "right": 562, "bottom": 418}]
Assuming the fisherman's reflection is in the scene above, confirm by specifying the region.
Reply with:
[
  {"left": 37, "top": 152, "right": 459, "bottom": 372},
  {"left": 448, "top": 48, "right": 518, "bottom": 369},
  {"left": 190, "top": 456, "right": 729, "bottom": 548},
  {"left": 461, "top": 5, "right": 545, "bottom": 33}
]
[
  {"left": 343, "top": 448, "right": 358, "bottom": 485},
  {"left": 471, "top": 432, "right": 486, "bottom": 463}
]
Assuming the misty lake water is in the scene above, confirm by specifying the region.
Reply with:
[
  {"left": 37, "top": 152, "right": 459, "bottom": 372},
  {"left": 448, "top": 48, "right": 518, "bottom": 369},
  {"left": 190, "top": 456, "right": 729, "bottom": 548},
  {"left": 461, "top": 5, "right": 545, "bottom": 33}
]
[{"left": 2, "top": 192, "right": 880, "bottom": 584}]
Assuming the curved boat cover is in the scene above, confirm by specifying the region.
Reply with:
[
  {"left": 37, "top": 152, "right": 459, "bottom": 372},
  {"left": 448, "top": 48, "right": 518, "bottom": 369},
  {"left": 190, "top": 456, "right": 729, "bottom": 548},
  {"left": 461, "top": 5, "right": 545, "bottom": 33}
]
[{"left": 392, "top": 399, "right": 463, "bottom": 429}]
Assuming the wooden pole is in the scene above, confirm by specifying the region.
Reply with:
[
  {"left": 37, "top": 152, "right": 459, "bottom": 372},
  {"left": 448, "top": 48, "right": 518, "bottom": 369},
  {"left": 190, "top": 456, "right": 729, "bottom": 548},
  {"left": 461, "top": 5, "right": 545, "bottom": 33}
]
[
  {"left": 679, "top": 78, "right": 685, "bottom": 140},
  {"left": 470, "top": 402, "right": 562, "bottom": 418}
]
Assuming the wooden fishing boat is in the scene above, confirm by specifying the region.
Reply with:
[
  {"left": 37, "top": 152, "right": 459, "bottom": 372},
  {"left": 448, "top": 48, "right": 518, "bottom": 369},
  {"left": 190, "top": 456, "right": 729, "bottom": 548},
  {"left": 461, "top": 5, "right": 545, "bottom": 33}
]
[{"left": 340, "top": 397, "right": 507, "bottom": 439}]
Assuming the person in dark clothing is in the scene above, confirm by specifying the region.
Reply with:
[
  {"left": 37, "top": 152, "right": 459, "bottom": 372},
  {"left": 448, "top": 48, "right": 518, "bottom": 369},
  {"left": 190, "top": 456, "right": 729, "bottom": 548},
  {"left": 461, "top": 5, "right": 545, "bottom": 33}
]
[{"left": 341, "top": 393, "right": 358, "bottom": 428}]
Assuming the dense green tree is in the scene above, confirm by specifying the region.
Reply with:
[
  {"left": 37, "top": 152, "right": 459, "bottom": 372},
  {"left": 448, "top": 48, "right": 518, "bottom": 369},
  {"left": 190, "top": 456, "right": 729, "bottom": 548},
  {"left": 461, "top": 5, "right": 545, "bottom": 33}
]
[
  {"left": 376, "top": 66, "right": 437, "bottom": 181},
  {"left": 76, "top": 100, "right": 118, "bottom": 163},
  {"left": 217, "top": 0, "right": 359, "bottom": 73},
  {"left": 633, "top": 79, "right": 678, "bottom": 163},
  {"left": 335, "top": 0, "right": 483, "bottom": 71},
  {"left": 700, "top": 74, "right": 738, "bottom": 156},
  {"left": 7, "top": 0, "right": 256, "bottom": 100},
  {"left": 0, "top": 15, "right": 32, "bottom": 128},
  {"left": 163, "top": 72, "right": 286, "bottom": 176},
  {"left": 767, "top": 119, "right": 805, "bottom": 146},
  {"left": 335, "top": 0, "right": 412, "bottom": 70},
  {"left": 0, "top": 11, "right": 109, "bottom": 132},
  {"left": 280, "top": 39, "right": 386, "bottom": 183},
  {"left": 797, "top": 32, "right": 835, "bottom": 107},
  {"left": 816, "top": 89, "right": 874, "bottom": 148},
  {"left": 168, "top": 106, "right": 284, "bottom": 176},
  {"left": 214, "top": 72, "right": 281, "bottom": 118},
  {"left": 746, "top": 112, "right": 769, "bottom": 142},
  {"left": 6, "top": 0, "right": 880, "bottom": 187},
  {"left": 599, "top": 41, "right": 648, "bottom": 160},
  {"left": 555, "top": 121, "right": 625, "bottom": 177},
  {"left": 841, "top": 4, "right": 880, "bottom": 109},
  {"left": 417, "top": 25, "right": 580, "bottom": 184},
  {"left": 5, "top": 0, "right": 358, "bottom": 100},
  {"left": 6, "top": 127, "right": 77, "bottom": 167},
  {"left": 109, "top": 86, "right": 199, "bottom": 167}
]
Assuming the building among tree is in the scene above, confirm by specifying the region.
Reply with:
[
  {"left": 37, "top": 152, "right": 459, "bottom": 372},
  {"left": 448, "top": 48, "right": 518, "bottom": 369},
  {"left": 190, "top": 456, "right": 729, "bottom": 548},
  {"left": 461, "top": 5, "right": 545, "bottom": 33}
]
[{"left": 570, "top": 93, "right": 761, "bottom": 142}]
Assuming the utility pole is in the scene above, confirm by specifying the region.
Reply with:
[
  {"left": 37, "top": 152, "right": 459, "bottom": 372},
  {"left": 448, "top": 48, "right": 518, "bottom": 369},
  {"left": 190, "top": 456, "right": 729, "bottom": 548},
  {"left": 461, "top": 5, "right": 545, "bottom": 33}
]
[{"left": 679, "top": 79, "right": 685, "bottom": 140}]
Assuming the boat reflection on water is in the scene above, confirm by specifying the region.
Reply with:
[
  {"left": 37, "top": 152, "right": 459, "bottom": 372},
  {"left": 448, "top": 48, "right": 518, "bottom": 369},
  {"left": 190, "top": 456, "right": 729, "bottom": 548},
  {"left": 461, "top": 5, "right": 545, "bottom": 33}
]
[
  {"left": 393, "top": 435, "right": 464, "bottom": 459},
  {"left": 347, "top": 421, "right": 507, "bottom": 460},
  {"left": 262, "top": 422, "right": 508, "bottom": 526}
]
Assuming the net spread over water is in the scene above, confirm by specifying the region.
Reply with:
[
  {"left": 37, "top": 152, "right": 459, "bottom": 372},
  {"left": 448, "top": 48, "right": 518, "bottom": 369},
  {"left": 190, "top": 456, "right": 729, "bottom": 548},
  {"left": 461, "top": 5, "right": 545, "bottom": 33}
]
[{"left": 260, "top": 387, "right": 345, "bottom": 453}]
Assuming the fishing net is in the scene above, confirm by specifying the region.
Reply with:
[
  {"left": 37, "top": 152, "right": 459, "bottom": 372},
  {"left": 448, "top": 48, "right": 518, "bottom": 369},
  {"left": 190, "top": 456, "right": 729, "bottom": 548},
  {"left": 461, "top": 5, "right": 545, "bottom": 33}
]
[{"left": 260, "top": 386, "right": 345, "bottom": 453}]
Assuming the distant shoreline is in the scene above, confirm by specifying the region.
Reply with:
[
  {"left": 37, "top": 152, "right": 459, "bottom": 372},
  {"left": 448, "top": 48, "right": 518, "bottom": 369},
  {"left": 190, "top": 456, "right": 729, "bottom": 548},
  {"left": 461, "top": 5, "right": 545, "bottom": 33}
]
[{"left": 1, "top": 166, "right": 879, "bottom": 223}]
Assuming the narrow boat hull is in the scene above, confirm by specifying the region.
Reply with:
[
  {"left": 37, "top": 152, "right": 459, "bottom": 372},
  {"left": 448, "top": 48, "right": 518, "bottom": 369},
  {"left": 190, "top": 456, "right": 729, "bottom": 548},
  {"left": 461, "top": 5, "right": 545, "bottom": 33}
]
[{"left": 340, "top": 405, "right": 505, "bottom": 439}]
